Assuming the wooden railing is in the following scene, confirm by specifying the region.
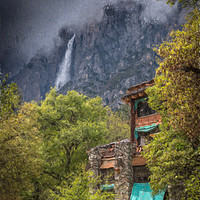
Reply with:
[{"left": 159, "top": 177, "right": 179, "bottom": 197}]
[{"left": 136, "top": 113, "right": 161, "bottom": 127}]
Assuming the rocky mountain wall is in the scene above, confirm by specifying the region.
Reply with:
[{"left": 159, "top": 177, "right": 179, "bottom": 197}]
[{"left": 12, "top": 1, "right": 185, "bottom": 107}]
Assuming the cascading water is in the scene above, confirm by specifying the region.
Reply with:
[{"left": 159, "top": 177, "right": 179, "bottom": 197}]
[{"left": 55, "top": 34, "right": 75, "bottom": 90}]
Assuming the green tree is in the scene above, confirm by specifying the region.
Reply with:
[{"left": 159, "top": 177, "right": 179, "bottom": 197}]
[
  {"left": 0, "top": 77, "right": 42, "bottom": 200},
  {"left": 106, "top": 107, "right": 130, "bottom": 143},
  {"left": 37, "top": 89, "right": 109, "bottom": 191},
  {"left": 166, "top": 0, "right": 199, "bottom": 7},
  {"left": 143, "top": 9, "right": 200, "bottom": 200},
  {"left": 47, "top": 166, "right": 115, "bottom": 200},
  {"left": 0, "top": 74, "right": 21, "bottom": 120}
]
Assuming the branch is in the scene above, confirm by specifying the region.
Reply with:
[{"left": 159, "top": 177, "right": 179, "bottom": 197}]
[{"left": 183, "top": 66, "right": 200, "bottom": 74}]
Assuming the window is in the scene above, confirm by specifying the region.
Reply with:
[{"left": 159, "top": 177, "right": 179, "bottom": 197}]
[
  {"left": 133, "top": 166, "right": 151, "bottom": 183},
  {"left": 137, "top": 100, "right": 155, "bottom": 117}
]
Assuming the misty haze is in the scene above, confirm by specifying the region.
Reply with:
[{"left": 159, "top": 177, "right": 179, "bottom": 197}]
[{"left": 0, "top": 0, "right": 184, "bottom": 106}]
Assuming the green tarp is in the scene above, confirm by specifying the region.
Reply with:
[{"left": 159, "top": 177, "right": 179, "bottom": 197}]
[
  {"left": 135, "top": 124, "right": 158, "bottom": 139},
  {"left": 130, "top": 183, "right": 165, "bottom": 200}
]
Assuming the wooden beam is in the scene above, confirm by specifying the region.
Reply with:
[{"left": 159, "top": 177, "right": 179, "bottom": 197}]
[
  {"left": 138, "top": 93, "right": 144, "bottom": 97},
  {"left": 130, "top": 99, "right": 135, "bottom": 144},
  {"left": 130, "top": 99, "right": 139, "bottom": 146}
]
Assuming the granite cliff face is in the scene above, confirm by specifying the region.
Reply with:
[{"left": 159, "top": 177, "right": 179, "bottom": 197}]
[{"left": 12, "top": 1, "right": 184, "bottom": 107}]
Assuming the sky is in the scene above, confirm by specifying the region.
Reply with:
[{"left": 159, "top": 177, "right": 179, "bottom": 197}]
[{"left": 0, "top": 0, "right": 177, "bottom": 76}]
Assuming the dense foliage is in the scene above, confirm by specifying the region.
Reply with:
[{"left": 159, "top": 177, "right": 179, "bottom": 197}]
[
  {"left": 143, "top": 9, "right": 200, "bottom": 200},
  {"left": 48, "top": 166, "right": 115, "bottom": 200},
  {"left": 106, "top": 107, "right": 130, "bottom": 143},
  {"left": 0, "top": 76, "right": 42, "bottom": 200},
  {"left": 0, "top": 74, "right": 21, "bottom": 119},
  {"left": 36, "top": 89, "right": 109, "bottom": 195},
  {"left": 0, "top": 80, "right": 129, "bottom": 199},
  {"left": 166, "top": 0, "right": 199, "bottom": 8}
]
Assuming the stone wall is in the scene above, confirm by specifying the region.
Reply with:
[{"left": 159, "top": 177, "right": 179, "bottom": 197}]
[
  {"left": 88, "top": 139, "right": 136, "bottom": 200},
  {"left": 114, "top": 140, "right": 135, "bottom": 200}
]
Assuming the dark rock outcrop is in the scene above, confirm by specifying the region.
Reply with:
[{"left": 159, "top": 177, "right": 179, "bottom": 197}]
[{"left": 12, "top": 1, "right": 184, "bottom": 107}]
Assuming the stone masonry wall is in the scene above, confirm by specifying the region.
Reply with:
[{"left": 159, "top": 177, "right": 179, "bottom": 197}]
[{"left": 88, "top": 140, "right": 136, "bottom": 200}]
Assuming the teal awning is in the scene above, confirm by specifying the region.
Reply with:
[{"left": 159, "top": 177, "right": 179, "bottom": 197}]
[
  {"left": 100, "top": 184, "right": 114, "bottom": 191},
  {"left": 135, "top": 124, "right": 158, "bottom": 139},
  {"left": 130, "top": 183, "right": 165, "bottom": 200}
]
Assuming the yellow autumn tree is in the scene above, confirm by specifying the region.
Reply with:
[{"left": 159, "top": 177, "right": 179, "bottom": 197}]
[{"left": 143, "top": 8, "right": 200, "bottom": 200}]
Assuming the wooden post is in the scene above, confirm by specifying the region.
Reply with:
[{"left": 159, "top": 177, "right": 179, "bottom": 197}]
[
  {"left": 130, "top": 99, "right": 139, "bottom": 147},
  {"left": 130, "top": 99, "right": 135, "bottom": 143}
]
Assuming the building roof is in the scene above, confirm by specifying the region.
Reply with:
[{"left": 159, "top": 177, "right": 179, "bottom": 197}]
[
  {"left": 122, "top": 79, "right": 154, "bottom": 103},
  {"left": 132, "top": 155, "right": 147, "bottom": 166}
]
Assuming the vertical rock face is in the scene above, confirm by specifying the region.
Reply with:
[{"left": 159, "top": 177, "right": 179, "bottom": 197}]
[
  {"left": 12, "top": 1, "right": 183, "bottom": 107},
  {"left": 11, "top": 47, "right": 63, "bottom": 101}
]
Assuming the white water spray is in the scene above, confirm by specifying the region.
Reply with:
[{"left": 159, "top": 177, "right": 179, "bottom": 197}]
[{"left": 55, "top": 34, "right": 75, "bottom": 90}]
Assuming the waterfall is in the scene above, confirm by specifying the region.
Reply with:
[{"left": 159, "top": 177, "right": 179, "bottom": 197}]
[{"left": 55, "top": 34, "right": 75, "bottom": 90}]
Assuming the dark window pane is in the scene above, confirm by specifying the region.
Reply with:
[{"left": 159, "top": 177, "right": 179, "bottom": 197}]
[{"left": 137, "top": 100, "right": 155, "bottom": 117}]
